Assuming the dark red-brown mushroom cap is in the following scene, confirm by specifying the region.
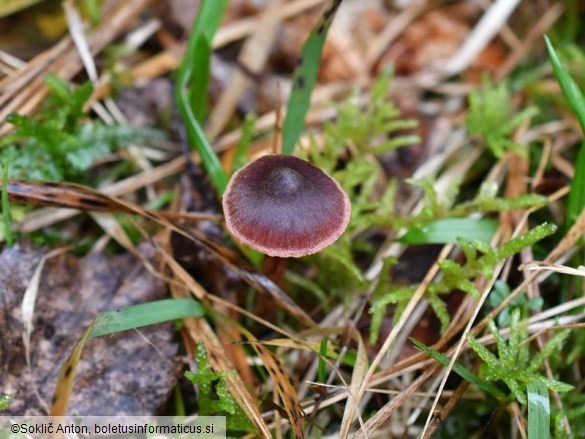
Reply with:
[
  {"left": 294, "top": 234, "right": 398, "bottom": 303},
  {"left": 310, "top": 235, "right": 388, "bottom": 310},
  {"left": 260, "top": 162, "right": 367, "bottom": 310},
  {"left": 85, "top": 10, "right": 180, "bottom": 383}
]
[{"left": 222, "top": 155, "right": 351, "bottom": 258}]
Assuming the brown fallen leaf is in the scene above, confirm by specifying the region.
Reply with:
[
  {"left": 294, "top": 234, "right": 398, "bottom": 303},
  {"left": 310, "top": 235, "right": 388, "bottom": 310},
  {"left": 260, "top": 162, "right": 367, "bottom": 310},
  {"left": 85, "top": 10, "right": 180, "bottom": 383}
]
[{"left": 0, "top": 241, "right": 179, "bottom": 415}]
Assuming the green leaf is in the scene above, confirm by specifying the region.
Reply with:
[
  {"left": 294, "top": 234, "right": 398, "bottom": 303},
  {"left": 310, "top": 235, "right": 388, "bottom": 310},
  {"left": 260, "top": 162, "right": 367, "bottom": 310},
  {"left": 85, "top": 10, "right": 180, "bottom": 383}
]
[
  {"left": 545, "top": 36, "right": 585, "bottom": 229},
  {"left": 182, "top": 0, "right": 229, "bottom": 118},
  {"left": 318, "top": 337, "right": 329, "bottom": 383},
  {"left": 527, "top": 383, "right": 550, "bottom": 439},
  {"left": 410, "top": 337, "right": 505, "bottom": 399},
  {"left": 89, "top": 298, "right": 205, "bottom": 338},
  {"left": 528, "top": 329, "right": 572, "bottom": 374},
  {"left": 188, "top": 35, "right": 211, "bottom": 124},
  {"left": 467, "top": 333, "right": 502, "bottom": 373},
  {"left": 566, "top": 139, "right": 585, "bottom": 228},
  {"left": 495, "top": 223, "right": 557, "bottom": 260},
  {"left": 544, "top": 35, "right": 585, "bottom": 134},
  {"left": 426, "top": 292, "right": 450, "bottom": 333},
  {"left": 282, "top": 0, "right": 343, "bottom": 155},
  {"left": 175, "top": 0, "right": 230, "bottom": 194},
  {"left": 398, "top": 218, "right": 498, "bottom": 244}
]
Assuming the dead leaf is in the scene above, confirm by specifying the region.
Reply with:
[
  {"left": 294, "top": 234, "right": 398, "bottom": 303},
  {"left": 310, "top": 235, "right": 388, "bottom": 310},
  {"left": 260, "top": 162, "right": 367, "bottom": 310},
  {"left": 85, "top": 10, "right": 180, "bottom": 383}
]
[{"left": 0, "top": 241, "right": 179, "bottom": 415}]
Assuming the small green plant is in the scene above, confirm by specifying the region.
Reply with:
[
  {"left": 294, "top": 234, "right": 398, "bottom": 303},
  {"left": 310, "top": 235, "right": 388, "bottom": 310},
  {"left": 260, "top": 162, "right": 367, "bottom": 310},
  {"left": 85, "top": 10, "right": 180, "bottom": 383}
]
[
  {"left": 296, "top": 70, "right": 550, "bottom": 313},
  {"left": 396, "top": 179, "right": 548, "bottom": 237},
  {"left": 467, "top": 309, "right": 573, "bottom": 405},
  {"left": 370, "top": 223, "right": 558, "bottom": 342},
  {"left": 466, "top": 79, "right": 538, "bottom": 158},
  {"left": 323, "top": 68, "right": 420, "bottom": 155},
  {"left": 295, "top": 70, "right": 419, "bottom": 298},
  {"left": 545, "top": 36, "right": 585, "bottom": 231},
  {"left": 184, "top": 343, "right": 257, "bottom": 436},
  {"left": 0, "top": 74, "right": 162, "bottom": 182},
  {"left": 0, "top": 394, "right": 12, "bottom": 412}
]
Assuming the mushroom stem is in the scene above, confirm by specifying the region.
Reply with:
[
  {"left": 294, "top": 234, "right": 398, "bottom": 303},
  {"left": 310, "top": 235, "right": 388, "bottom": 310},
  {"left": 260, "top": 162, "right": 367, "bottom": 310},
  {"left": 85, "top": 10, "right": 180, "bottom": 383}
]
[
  {"left": 262, "top": 255, "right": 287, "bottom": 288},
  {"left": 256, "top": 255, "right": 288, "bottom": 318}
]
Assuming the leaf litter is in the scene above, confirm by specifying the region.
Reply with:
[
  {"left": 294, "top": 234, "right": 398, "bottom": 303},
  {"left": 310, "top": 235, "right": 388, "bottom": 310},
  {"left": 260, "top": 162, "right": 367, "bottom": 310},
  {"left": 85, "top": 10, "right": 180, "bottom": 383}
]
[{"left": 1, "top": 0, "right": 585, "bottom": 437}]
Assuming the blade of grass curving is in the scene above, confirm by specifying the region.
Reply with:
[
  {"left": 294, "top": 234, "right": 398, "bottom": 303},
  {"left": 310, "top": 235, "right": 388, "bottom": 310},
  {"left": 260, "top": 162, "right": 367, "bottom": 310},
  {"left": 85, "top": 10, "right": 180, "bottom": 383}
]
[
  {"left": 544, "top": 36, "right": 585, "bottom": 229},
  {"left": 527, "top": 383, "right": 550, "bottom": 439},
  {"left": 180, "top": 0, "right": 228, "bottom": 122},
  {"left": 544, "top": 36, "right": 585, "bottom": 133},
  {"left": 89, "top": 298, "right": 205, "bottom": 338},
  {"left": 175, "top": 0, "right": 229, "bottom": 193},
  {"left": 410, "top": 337, "right": 505, "bottom": 399},
  {"left": 50, "top": 322, "right": 95, "bottom": 415},
  {"left": 1, "top": 161, "right": 13, "bottom": 246},
  {"left": 398, "top": 218, "right": 498, "bottom": 245},
  {"left": 187, "top": 1, "right": 226, "bottom": 122},
  {"left": 50, "top": 298, "right": 205, "bottom": 415},
  {"left": 281, "top": 0, "right": 343, "bottom": 155}
]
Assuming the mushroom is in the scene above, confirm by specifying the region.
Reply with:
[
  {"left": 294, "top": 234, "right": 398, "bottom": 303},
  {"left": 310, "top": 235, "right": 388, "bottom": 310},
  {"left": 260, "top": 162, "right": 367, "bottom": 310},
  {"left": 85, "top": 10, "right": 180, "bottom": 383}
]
[{"left": 222, "top": 155, "right": 351, "bottom": 258}]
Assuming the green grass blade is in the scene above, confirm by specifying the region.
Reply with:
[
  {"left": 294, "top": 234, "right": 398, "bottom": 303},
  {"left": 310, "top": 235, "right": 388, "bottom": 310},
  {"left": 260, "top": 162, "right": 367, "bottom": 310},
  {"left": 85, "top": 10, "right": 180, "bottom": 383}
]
[
  {"left": 89, "top": 298, "right": 205, "bottom": 338},
  {"left": 398, "top": 218, "right": 498, "bottom": 244},
  {"left": 51, "top": 298, "right": 204, "bottom": 414},
  {"left": 544, "top": 35, "right": 585, "bottom": 134},
  {"left": 176, "top": 92, "right": 229, "bottom": 193},
  {"left": 527, "top": 383, "right": 550, "bottom": 439},
  {"left": 179, "top": 0, "right": 228, "bottom": 121},
  {"left": 544, "top": 36, "right": 585, "bottom": 228},
  {"left": 175, "top": 0, "right": 229, "bottom": 194},
  {"left": 188, "top": 35, "right": 211, "bottom": 124},
  {"left": 1, "top": 161, "right": 13, "bottom": 246},
  {"left": 281, "top": 0, "right": 343, "bottom": 155},
  {"left": 410, "top": 337, "right": 505, "bottom": 399},
  {"left": 566, "top": 140, "right": 585, "bottom": 226},
  {"left": 317, "top": 336, "right": 329, "bottom": 383}
]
